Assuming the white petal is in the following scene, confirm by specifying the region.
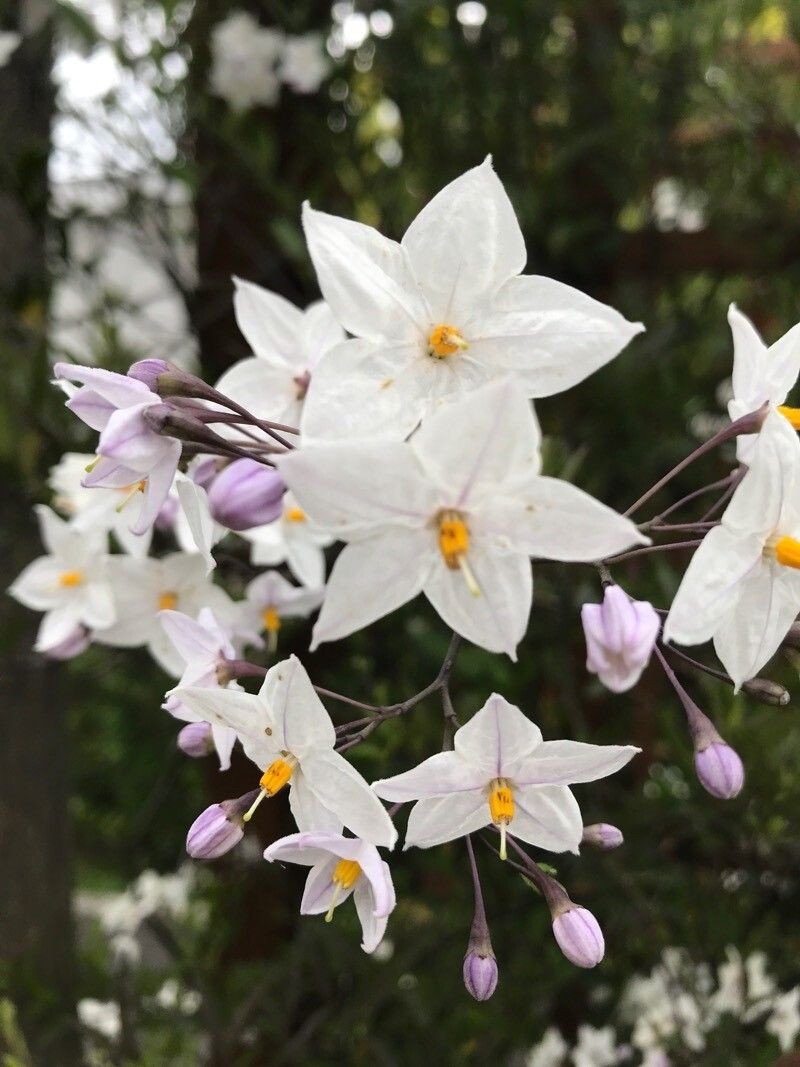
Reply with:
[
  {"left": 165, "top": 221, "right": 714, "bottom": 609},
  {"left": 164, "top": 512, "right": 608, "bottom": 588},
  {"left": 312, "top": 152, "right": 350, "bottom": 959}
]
[
  {"left": 300, "top": 750, "right": 397, "bottom": 848},
  {"left": 265, "top": 832, "right": 345, "bottom": 868},
  {"left": 728, "top": 303, "right": 767, "bottom": 406},
  {"left": 302, "top": 203, "right": 426, "bottom": 342},
  {"left": 54, "top": 363, "right": 152, "bottom": 408},
  {"left": 663, "top": 526, "right": 763, "bottom": 647},
  {"left": 353, "top": 878, "right": 390, "bottom": 953},
  {"left": 8, "top": 556, "right": 67, "bottom": 611},
  {"left": 35, "top": 504, "right": 77, "bottom": 558},
  {"left": 77, "top": 578, "right": 116, "bottom": 630},
  {"left": 171, "top": 686, "right": 267, "bottom": 745},
  {"left": 724, "top": 412, "right": 800, "bottom": 537},
  {"left": 215, "top": 357, "right": 300, "bottom": 430},
  {"left": 472, "top": 274, "right": 644, "bottom": 397},
  {"left": 159, "top": 609, "right": 219, "bottom": 665},
  {"left": 176, "top": 479, "right": 222, "bottom": 574},
  {"left": 285, "top": 536, "right": 327, "bottom": 589},
  {"left": 299, "top": 857, "right": 344, "bottom": 914},
  {"left": 233, "top": 277, "right": 303, "bottom": 364},
  {"left": 510, "top": 785, "right": 583, "bottom": 854},
  {"left": 300, "top": 300, "right": 346, "bottom": 371},
  {"left": 454, "top": 693, "right": 543, "bottom": 779},
  {"left": 764, "top": 320, "right": 800, "bottom": 401},
  {"left": 372, "top": 751, "right": 487, "bottom": 802},
  {"left": 403, "top": 792, "right": 488, "bottom": 849},
  {"left": 508, "top": 740, "right": 639, "bottom": 786},
  {"left": 262, "top": 654, "right": 335, "bottom": 756},
  {"left": 410, "top": 378, "right": 542, "bottom": 503},
  {"left": 311, "top": 530, "right": 434, "bottom": 650},
  {"left": 211, "top": 723, "right": 237, "bottom": 771},
  {"left": 288, "top": 772, "right": 342, "bottom": 833},
  {"left": 35, "top": 607, "right": 82, "bottom": 652},
  {"left": 423, "top": 548, "right": 532, "bottom": 659},
  {"left": 401, "top": 158, "right": 526, "bottom": 322},
  {"left": 131, "top": 444, "right": 181, "bottom": 536}
]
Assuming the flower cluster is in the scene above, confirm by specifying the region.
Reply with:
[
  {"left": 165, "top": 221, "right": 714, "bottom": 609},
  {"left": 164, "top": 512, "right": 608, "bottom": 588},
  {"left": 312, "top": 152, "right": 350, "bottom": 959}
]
[{"left": 11, "top": 158, "right": 800, "bottom": 999}]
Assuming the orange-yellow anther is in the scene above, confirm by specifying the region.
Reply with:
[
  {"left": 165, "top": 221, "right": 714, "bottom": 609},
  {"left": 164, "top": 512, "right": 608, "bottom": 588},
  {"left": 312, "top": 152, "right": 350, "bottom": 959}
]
[
  {"left": 259, "top": 757, "right": 295, "bottom": 796},
  {"left": 439, "top": 512, "right": 470, "bottom": 569},
  {"left": 332, "top": 858, "right": 362, "bottom": 890},
  {"left": 778, "top": 406, "right": 800, "bottom": 430},
  {"left": 59, "top": 570, "right": 84, "bottom": 588},
  {"left": 428, "top": 324, "right": 468, "bottom": 358},
  {"left": 285, "top": 506, "right": 306, "bottom": 523},
  {"left": 489, "top": 779, "right": 515, "bottom": 825},
  {"left": 158, "top": 591, "right": 178, "bottom": 611},
  {"left": 263, "top": 607, "right": 281, "bottom": 633},
  {"left": 775, "top": 536, "right": 800, "bottom": 569}
]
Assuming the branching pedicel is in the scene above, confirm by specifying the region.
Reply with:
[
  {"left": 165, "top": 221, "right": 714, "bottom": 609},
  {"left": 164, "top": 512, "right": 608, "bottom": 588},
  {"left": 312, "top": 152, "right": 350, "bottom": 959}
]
[{"left": 11, "top": 159, "right": 800, "bottom": 1000}]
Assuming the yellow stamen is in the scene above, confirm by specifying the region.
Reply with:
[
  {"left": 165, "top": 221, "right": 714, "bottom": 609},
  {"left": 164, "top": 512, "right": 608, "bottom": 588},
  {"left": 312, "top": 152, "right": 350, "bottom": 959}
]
[
  {"left": 59, "top": 570, "right": 84, "bottom": 588},
  {"left": 263, "top": 606, "right": 281, "bottom": 633},
  {"left": 85, "top": 456, "right": 101, "bottom": 473},
  {"left": 775, "top": 536, "right": 800, "bottom": 569},
  {"left": 158, "top": 591, "right": 178, "bottom": 611},
  {"left": 778, "top": 406, "right": 800, "bottom": 431},
  {"left": 115, "top": 479, "right": 147, "bottom": 513},
  {"left": 428, "top": 324, "right": 468, "bottom": 358},
  {"left": 325, "top": 858, "right": 362, "bottom": 922},
  {"left": 285, "top": 506, "right": 306, "bottom": 523},
  {"left": 259, "top": 757, "right": 295, "bottom": 797},
  {"left": 438, "top": 511, "right": 481, "bottom": 597},
  {"left": 489, "top": 778, "right": 514, "bottom": 860}
]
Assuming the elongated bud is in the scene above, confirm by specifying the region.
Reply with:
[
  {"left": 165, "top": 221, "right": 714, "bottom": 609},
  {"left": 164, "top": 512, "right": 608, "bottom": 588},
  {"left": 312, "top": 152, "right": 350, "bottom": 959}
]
[
  {"left": 129, "top": 359, "right": 221, "bottom": 403},
  {"left": 142, "top": 405, "right": 247, "bottom": 456},
  {"left": 462, "top": 949, "right": 498, "bottom": 1001},
  {"left": 581, "top": 823, "right": 624, "bottom": 850},
  {"left": 186, "top": 790, "right": 258, "bottom": 859},
  {"left": 177, "top": 722, "right": 214, "bottom": 759},
  {"left": 694, "top": 742, "right": 744, "bottom": 799},
  {"left": 551, "top": 903, "right": 605, "bottom": 969},
  {"left": 207, "top": 458, "right": 285, "bottom": 531},
  {"left": 742, "top": 677, "right": 790, "bottom": 707},
  {"left": 127, "top": 359, "right": 170, "bottom": 390}
]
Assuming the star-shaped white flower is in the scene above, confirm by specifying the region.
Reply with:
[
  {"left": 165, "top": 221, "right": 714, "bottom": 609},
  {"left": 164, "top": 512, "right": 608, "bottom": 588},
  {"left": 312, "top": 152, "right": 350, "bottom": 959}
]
[
  {"left": 97, "top": 552, "right": 236, "bottom": 676},
  {"left": 664, "top": 411, "right": 800, "bottom": 688},
  {"left": 372, "top": 693, "right": 638, "bottom": 855},
  {"left": 727, "top": 303, "right": 800, "bottom": 462},
  {"left": 300, "top": 157, "right": 643, "bottom": 441},
  {"left": 173, "top": 654, "right": 397, "bottom": 848},
  {"left": 277, "top": 378, "right": 645, "bottom": 658},
  {"left": 241, "top": 570, "right": 324, "bottom": 650},
  {"left": 242, "top": 491, "right": 331, "bottom": 588},
  {"left": 215, "top": 278, "right": 344, "bottom": 430},
  {"left": 9, "top": 505, "right": 116, "bottom": 652},
  {"left": 209, "top": 13, "right": 283, "bottom": 111},
  {"left": 264, "top": 830, "right": 395, "bottom": 953},
  {"left": 279, "top": 34, "right": 331, "bottom": 94},
  {"left": 766, "top": 988, "right": 800, "bottom": 1052}
]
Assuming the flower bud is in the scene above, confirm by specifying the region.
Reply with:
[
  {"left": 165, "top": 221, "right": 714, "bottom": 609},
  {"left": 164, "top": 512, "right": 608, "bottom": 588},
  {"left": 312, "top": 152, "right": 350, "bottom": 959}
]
[
  {"left": 742, "top": 677, "right": 790, "bottom": 707},
  {"left": 694, "top": 741, "right": 744, "bottom": 799},
  {"left": 462, "top": 950, "right": 498, "bottom": 1001},
  {"left": 128, "top": 359, "right": 221, "bottom": 403},
  {"left": 177, "top": 722, "right": 214, "bottom": 758},
  {"left": 581, "top": 585, "right": 659, "bottom": 693},
  {"left": 185, "top": 791, "right": 257, "bottom": 859},
  {"left": 551, "top": 904, "right": 605, "bottom": 969},
  {"left": 207, "top": 459, "right": 285, "bottom": 531},
  {"left": 581, "top": 823, "right": 624, "bottom": 850},
  {"left": 42, "top": 624, "right": 91, "bottom": 660},
  {"left": 127, "top": 359, "right": 170, "bottom": 390}
]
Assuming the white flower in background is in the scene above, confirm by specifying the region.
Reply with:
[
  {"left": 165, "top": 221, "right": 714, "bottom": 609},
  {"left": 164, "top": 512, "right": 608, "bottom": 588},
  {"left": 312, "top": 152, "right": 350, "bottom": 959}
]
[
  {"left": 278, "top": 379, "right": 645, "bottom": 658},
  {"left": 372, "top": 693, "right": 638, "bottom": 855},
  {"left": 153, "top": 979, "right": 201, "bottom": 1015},
  {"left": 174, "top": 471, "right": 225, "bottom": 574},
  {"left": 0, "top": 31, "right": 21, "bottom": 68},
  {"left": 279, "top": 33, "right": 331, "bottom": 93},
  {"left": 526, "top": 1027, "right": 569, "bottom": 1067},
  {"left": 243, "top": 491, "right": 331, "bottom": 589},
  {"left": 209, "top": 12, "right": 283, "bottom": 111},
  {"left": 77, "top": 999, "right": 121, "bottom": 1041},
  {"left": 726, "top": 303, "right": 800, "bottom": 462},
  {"left": 571, "top": 1025, "right": 618, "bottom": 1067},
  {"left": 766, "top": 987, "right": 800, "bottom": 1052},
  {"left": 97, "top": 552, "right": 235, "bottom": 676},
  {"left": 664, "top": 412, "right": 800, "bottom": 688},
  {"left": 264, "top": 830, "right": 395, "bottom": 953},
  {"left": 652, "top": 177, "right": 706, "bottom": 233},
  {"left": 8, "top": 506, "right": 115, "bottom": 652},
  {"left": 161, "top": 608, "right": 241, "bottom": 770},
  {"left": 174, "top": 654, "right": 397, "bottom": 848},
  {"left": 300, "top": 157, "right": 643, "bottom": 441},
  {"left": 216, "top": 278, "right": 344, "bottom": 431},
  {"left": 242, "top": 570, "right": 324, "bottom": 650}
]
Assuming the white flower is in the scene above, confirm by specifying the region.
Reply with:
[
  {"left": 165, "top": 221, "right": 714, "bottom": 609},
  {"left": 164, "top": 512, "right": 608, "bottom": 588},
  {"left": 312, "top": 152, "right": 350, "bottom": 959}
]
[
  {"left": 216, "top": 279, "right": 344, "bottom": 431},
  {"left": 664, "top": 411, "right": 800, "bottom": 688},
  {"left": 174, "top": 654, "right": 397, "bottom": 848},
  {"left": 279, "top": 34, "right": 331, "bottom": 93},
  {"left": 241, "top": 570, "right": 324, "bottom": 649},
  {"left": 727, "top": 303, "right": 800, "bottom": 462},
  {"left": 264, "top": 830, "right": 395, "bottom": 953},
  {"left": 243, "top": 491, "right": 331, "bottom": 588},
  {"left": 77, "top": 999, "right": 121, "bottom": 1041},
  {"left": 278, "top": 378, "right": 645, "bottom": 658},
  {"left": 766, "top": 987, "right": 800, "bottom": 1052},
  {"left": 526, "top": 1027, "right": 569, "bottom": 1067},
  {"left": 372, "top": 692, "right": 638, "bottom": 855},
  {"left": 0, "top": 31, "right": 20, "bottom": 68},
  {"left": 97, "top": 552, "right": 235, "bottom": 676},
  {"left": 745, "top": 951, "right": 776, "bottom": 1004},
  {"left": 161, "top": 608, "right": 240, "bottom": 770},
  {"left": 571, "top": 1026, "right": 618, "bottom": 1067},
  {"left": 300, "top": 157, "right": 643, "bottom": 441},
  {"left": 174, "top": 470, "right": 225, "bottom": 574},
  {"left": 9, "top": 506, "right": 115, "bottom": 652},
  {"left": 209, "top": 12, "right": 283, "bottom": 111}
]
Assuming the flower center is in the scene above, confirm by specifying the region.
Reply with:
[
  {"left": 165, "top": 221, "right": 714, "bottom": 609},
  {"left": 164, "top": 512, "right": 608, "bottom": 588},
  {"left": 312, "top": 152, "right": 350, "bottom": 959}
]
[
  {"left": 438, "top": 510, "right": 481, "bottom": 597},
  {"left": 59, "top": 570, "right": 84, "bottom": 588},
  {"left": 262, "top": 606, "right": 281, "bottom": 633},
  {"left": 116, "top": 479, "right": 147, "bottom": 513},
  {"left": 489, "top": 778, "right": 514, "bottom": 860},
  {"left": 243, "top": 756, "right": 297, "bottom": 823},
  {"left": 158, "top": 591, "right": 178, "bottom": 611},
  {"left": 428, "top": 324, "right": 468, "bottom": 359},
  {"left": 778, "top": 405, "right": 800, "bottom": 430},
  {"left": 771, "top": 536, "right": 800, "bottom": 569},
  {"left": 326, "top": 858, "right": 362, "bottom": 922},
  {"left": 285, "top": 506, "right": 306, "bottom": 523}
]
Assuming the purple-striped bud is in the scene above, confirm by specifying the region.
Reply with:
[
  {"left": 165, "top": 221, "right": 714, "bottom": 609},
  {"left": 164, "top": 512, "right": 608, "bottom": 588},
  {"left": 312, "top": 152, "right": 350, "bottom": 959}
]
[
  {"left": 128, "top": 359, "right": 170, "bottom": 390},
  {"left": 462, "top": 950, "right": 498, "bottom": 1001},
  {"left": 582, "top": 823, "right": 624, "bottom": 850},
  {"left": 185, "top": 791, "right": 257, "bottom": 859},
  {"left": 42, "top": 624, "right": 91, "bottom": 660},
  {"left": 694, "top": 741, "right": 744, "bottom": 799},
  {"left": 552, "top": 905, "right": 605, "bottom": 968},
  {"left": 177, "top": 722, "right": 214, "bottom": 758},
  {"left": 207, "top": 459, "right": 284, "bottom": 531},
  {"left": 581, "top": 585, "right": 660, "bottom": 693}
]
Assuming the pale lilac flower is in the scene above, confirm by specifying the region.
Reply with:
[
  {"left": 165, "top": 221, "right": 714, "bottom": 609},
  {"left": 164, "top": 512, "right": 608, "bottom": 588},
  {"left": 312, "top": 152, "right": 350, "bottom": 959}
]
[
  {"left": 264, "top": 830, "right": 395, "bottom": 953},
  {"left": 206, "top": 459, "right": 285, "bottom": 531},
  {"left": 174, "top": 655, "right": 397, "bottom": 848},
  {"left": 241, "top": 570, "right": 324, "bottom": 650},
  {"left": 9, "top": 506, "right": 115, "bottom": 652},
  {"left": 581, "top": 585, "right": 660, "bottom": 693},
  {"left": 53, "top": 363, "right": 182, "bottom": 535},
  {"left": 372, "top": 693, "right": 638, "bottom": 855}
]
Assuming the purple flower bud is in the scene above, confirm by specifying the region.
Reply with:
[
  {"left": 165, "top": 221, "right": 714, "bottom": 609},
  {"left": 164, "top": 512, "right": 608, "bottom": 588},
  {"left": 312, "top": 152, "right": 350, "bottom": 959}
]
[
  {"left": 694, "top": 741, "right": 744, "bottom": 799},
  {"left": 552, "top": 905, "right": 605, "bottom": 968},
  {"left": 462, "top": 951, "right": 498, "bottom": 1001},
  {"left": 207, "top": 459, "right": 285, "bottom": 531},
  {"left": 742, "top": 677, "right": 790, "bottom": 707},
  {"left": 127, "top": 359, "right": 170, "bottom": 390},
  {"left": 581, "top": 823, "right": 624, "bottom": 850},
  {"left": 42, "top": 624, "right": 91, "bottom": 660},
  {"left": 186, "top": 792, "right": 256, "bottom": 859},
  {"left": 177, "top": 722, "right": 214, "bottom": 758},
  {"left": 581, "top": 585, "right": 660, "bottom": 693}
]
